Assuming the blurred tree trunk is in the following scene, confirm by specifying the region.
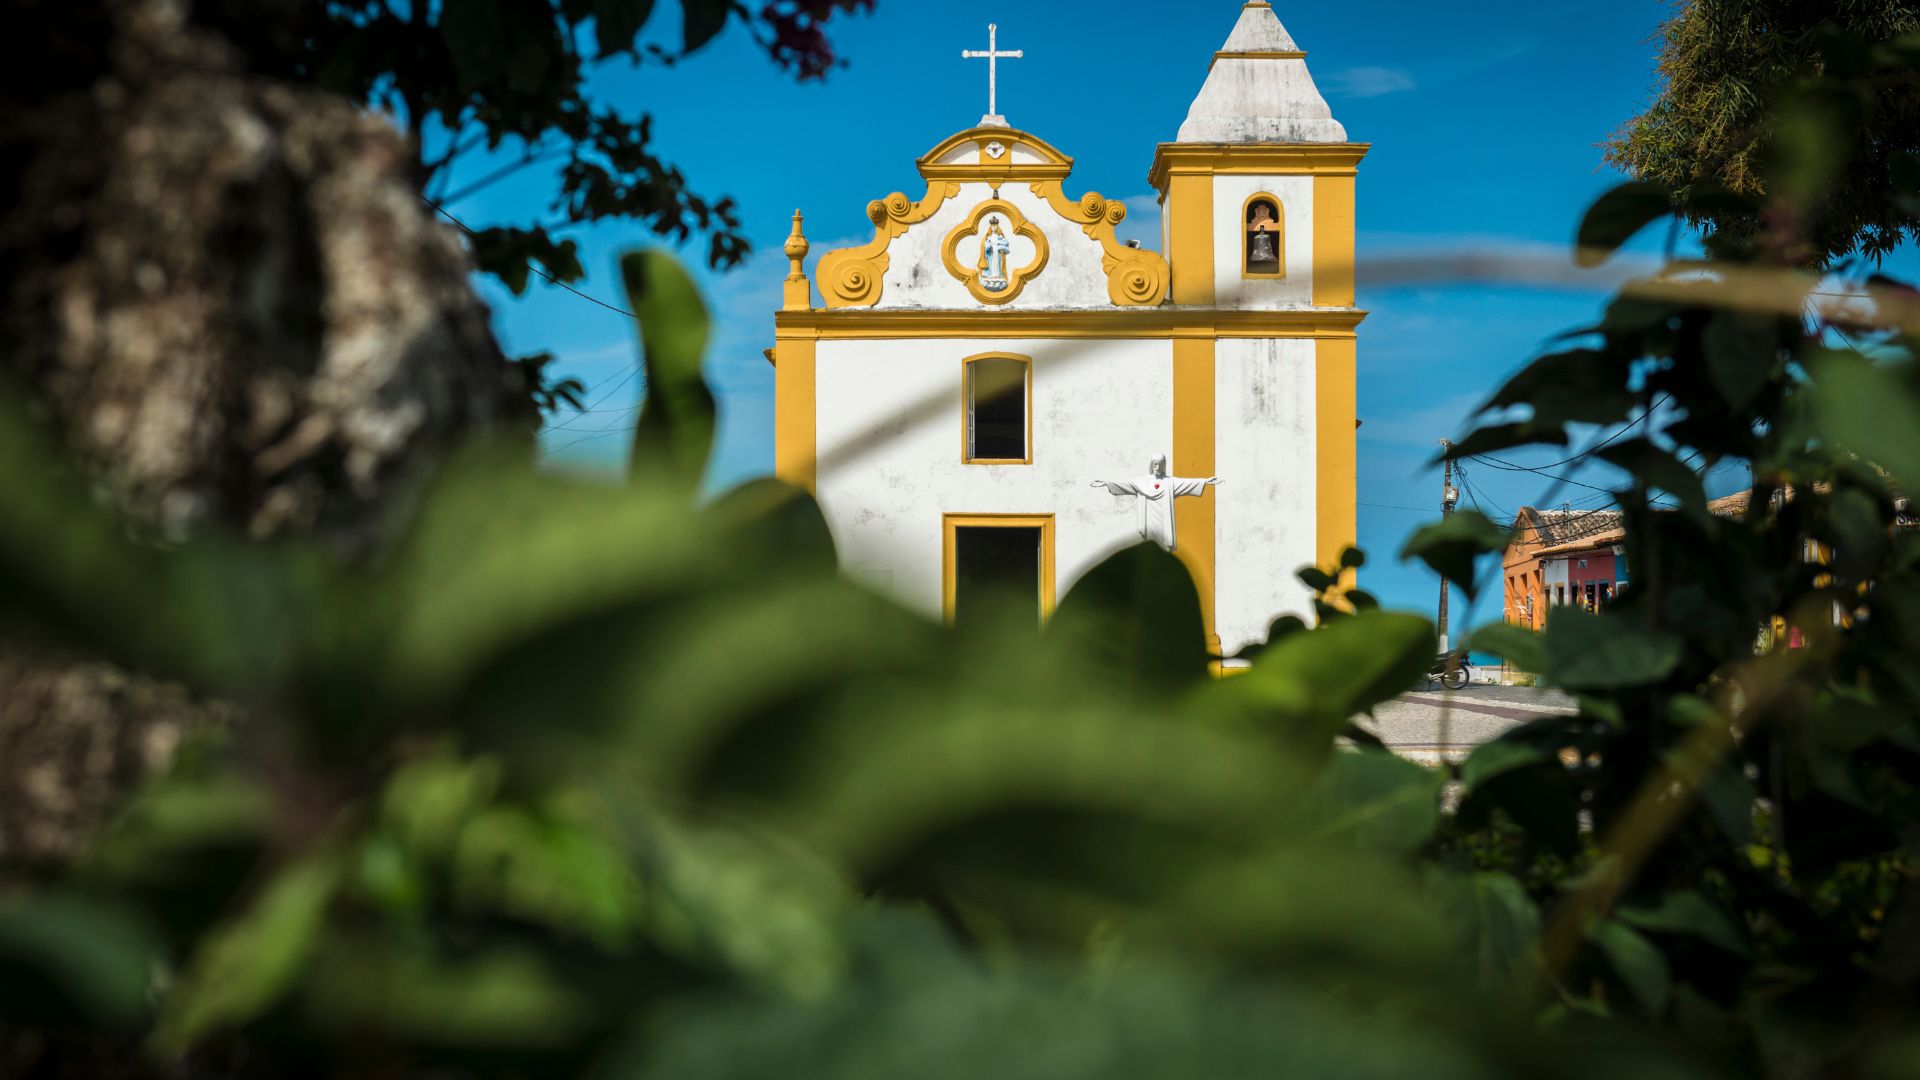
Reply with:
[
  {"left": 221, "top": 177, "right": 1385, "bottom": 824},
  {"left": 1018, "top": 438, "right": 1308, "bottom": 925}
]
[{"left": 0, "top": 0, "right": 533, "bottom": 865}]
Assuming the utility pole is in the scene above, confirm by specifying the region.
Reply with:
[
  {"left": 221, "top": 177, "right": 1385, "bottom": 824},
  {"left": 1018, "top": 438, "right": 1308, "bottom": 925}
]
[{"left": 1437, "top": 439, "right": 1458, "bottom": 653}]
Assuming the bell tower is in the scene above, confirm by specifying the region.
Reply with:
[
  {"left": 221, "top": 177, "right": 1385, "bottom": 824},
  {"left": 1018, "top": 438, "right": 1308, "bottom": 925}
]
[{"left": 1147, "top": 0, "right": 1368, "bottom": 644}]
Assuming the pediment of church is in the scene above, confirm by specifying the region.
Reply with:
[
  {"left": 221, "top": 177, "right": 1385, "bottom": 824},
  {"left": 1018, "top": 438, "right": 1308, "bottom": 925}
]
[{"left": 814, "top": 126, "right": 1170, "bottom": 311}]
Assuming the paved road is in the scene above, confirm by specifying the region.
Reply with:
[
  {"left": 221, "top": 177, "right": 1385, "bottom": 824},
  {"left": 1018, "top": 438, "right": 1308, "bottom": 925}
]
[{"left": 1361, "top": 685, "right": 1577, "bottom": 764}]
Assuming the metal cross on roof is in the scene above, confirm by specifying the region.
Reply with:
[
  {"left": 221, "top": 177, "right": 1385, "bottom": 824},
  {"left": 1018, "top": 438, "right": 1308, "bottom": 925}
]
[{"left": 961, "top": 23, "right": 1023, "bottom": 127}]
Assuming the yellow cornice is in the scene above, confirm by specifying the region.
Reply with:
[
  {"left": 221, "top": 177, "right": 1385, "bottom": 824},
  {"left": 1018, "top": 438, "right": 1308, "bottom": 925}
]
[
  {"left": 1209, "top": 50, "right": 1306, "bottom": 71},
  {"left": 1147, "top": 143, "right": 1371, "bottom": 192},
  {"left": 917, "top": 126, "right": 1074, "bottom": 174},
  {"left": 920, "top": 161, "right": 1074, "bottom": 184},
  {"left": 773, "top": 307, "right": 1366, "bottom": 341}
]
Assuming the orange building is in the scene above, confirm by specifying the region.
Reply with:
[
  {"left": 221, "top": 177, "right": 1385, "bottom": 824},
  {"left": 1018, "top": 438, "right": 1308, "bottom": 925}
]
[{"left": 1501, "top": 508, "right": 1624, "bottom": 630}]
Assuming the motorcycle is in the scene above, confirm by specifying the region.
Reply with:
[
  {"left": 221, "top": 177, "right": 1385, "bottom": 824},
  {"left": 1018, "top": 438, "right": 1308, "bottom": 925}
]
[{"left": 1426, "top": 650, "right": 1472, "bottom": 691}]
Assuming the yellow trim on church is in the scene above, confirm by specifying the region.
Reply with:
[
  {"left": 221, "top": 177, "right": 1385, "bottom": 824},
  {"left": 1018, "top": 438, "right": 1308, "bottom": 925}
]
[
  {"left": 773, "top": 308, "right": 1364, "bottom": 339},
  {"left": 1312, "top": 173, "right": 1357, "bottom": 307},
  {"left": 918, "top": 127, "right": 1076, "bottom": 184},
  {"left": 1209, "top": 50, "right": 1306, "bottom": 71},
  {"left": 1148, "top": 143, "right": 1370, "bottom": 192},
  {"left": 772, "top": 339, "right": 816, "bottom": 493},
  {"left": 1315, "top": 338, "right": 1358, "bottom": 585},
  {"left": 1172, "top": 338, "right": 1220, "bottom": 655}
]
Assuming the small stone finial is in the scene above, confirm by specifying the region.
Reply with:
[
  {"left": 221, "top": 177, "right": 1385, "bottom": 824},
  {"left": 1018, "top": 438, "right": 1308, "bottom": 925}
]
[{"left": 782, "top": 209, "right": 812, "bottom": 310}]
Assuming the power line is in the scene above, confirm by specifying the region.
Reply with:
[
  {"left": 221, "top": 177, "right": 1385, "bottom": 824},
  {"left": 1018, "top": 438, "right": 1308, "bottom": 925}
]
[
  {"left": 541, "top": 423, "right": 639, "bottom": 458},
  {"left": 1468, "top": 454, "right": 1619, "bottom": 495},
  {"left": 423, "top": 198, "right": 637, "bottom": 320},
  {"left": 1359, "top": 501, "right": 1437, "bottom": 514},
  {"left": 541, "top": 367, "right": 643, "bottom": 433}
]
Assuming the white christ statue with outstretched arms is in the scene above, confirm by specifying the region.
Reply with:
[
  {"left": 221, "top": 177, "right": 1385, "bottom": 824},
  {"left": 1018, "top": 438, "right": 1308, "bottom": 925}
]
[{"left": 1090, "top": 453, "right": 1221, "bottom": 553}]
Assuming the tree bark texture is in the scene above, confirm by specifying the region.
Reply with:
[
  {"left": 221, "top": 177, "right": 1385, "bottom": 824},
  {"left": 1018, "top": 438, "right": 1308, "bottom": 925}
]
[{"left": 0, "top": 0, "right": 535, "bottom": 864}]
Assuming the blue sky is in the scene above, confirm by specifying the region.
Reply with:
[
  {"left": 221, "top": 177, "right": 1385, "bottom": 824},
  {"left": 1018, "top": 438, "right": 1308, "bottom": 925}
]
[{"left": 452, "top": 0, "right": 1722, "bottom": 630}]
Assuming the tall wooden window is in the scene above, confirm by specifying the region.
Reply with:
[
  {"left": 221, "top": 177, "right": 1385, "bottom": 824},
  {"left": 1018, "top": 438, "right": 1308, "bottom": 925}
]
[
  {"left": 1243, "top": 194, "right": 1285, "bottom": 278},
  {"left": 964, "top": 353, "right": 1031, "bottom": 463}
]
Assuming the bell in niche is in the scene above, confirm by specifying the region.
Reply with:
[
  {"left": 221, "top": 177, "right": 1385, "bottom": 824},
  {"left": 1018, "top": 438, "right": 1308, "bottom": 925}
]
[{"left": 1246, "top": 200, "right": 1279, "bottom": 273}]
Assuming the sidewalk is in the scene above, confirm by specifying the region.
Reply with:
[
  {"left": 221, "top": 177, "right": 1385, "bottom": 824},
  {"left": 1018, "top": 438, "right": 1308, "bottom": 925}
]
[{"left": 1359, "top": 685, "right": 1577, "bottom": 765}]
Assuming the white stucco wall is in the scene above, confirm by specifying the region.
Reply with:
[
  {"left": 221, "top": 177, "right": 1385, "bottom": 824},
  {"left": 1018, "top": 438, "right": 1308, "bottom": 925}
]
[
  {"left": 1543, "top": 559, "right": 1569, "bottom": 590},
  {"left": 814, "top": 337, "right": 1175, "bottom": 619},
  {"left": 874, "top": 181, "right": 1121, "bottom": 309},
  {"left": 1211, "top": 175, "right": 1315, "bottom": 310},
  {"left": 1213, "top": 337, "right": 1319, "bottom": 655}
]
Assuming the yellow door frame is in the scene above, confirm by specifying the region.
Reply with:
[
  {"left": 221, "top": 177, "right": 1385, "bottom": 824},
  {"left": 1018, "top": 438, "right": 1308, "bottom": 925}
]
[{"left": 941, "top": 512, "right": 1057, "bottom": 624}]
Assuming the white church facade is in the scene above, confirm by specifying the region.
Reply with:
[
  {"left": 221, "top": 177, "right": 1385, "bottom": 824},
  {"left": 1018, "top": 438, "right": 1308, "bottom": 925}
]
[{"left": 768, "top": 2, "right": 1366, "bottom": 658}]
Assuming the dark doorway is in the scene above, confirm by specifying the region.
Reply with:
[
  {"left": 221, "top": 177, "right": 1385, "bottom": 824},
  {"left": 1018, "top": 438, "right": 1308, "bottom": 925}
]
[{"left": 952, "top": 525, "right": 1042, "bottom": 626}]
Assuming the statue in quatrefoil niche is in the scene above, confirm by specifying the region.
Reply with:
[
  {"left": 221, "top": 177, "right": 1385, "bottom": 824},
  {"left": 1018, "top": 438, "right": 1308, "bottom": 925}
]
[{"left": 977, "top": 217, "right": 1012, "bottom": 292}]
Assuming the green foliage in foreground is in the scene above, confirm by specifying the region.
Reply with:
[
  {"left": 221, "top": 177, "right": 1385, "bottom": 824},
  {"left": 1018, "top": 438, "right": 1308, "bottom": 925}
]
[{"left": 9, "top": 23, "right": 1920, "bottom": 1078}]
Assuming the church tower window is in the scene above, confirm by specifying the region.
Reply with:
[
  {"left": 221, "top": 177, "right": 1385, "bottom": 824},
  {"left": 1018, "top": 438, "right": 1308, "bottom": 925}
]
[
  {"left": 964, "top": 353, "right": 1031, "bottom": 463},
  {"left": 1242, "top": 195, "right": 1284, "bottom": 278}
]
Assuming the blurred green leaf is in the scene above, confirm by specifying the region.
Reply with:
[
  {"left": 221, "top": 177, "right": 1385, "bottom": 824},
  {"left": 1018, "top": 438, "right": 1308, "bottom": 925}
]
[
  {"left": 1445, "top": 872, "right": 1541, "bottom": 987},
  {"left": 1467, "top": 622, "right": 1546, "bottom": 675},
  {"left": 1458, "top": 741, "right": 1548, "bottom": 796},
  {"left": 592, "top": 0, "right": 657, "bottom": 56},
  {"left": 1618, "top": 890, "right": 1749, "bottom": 958},
  {"left": 452, "top": 802, "right": 642, "bottom": 945},
  {"left": 0, "top": 388, "right": 307, "bottom": 695},
  {"left": 0, "top": 894, "right": 161, "bottom": 1029},
  {"left": 1303, "top": 749, "right": 1443, "bottom": 855},
  {"left": 1297, "top": 565, "right": 1336, "bottom": 592},
  {"left": 1597, "top": 439, "right": 1707, "bottom": 514},
  {"left": 1484, "top": 348, "right": 1638, "bottom": 428},
  {"left": 1444, "top": 421, "right": 1572, "bottom": 460},
  {"left": 1544, "top": 609, "right": 1682, "bottom": 690},
  {"left": 1812, "top": 353, "right": 1920, "bottom": 488},
  {"left": 1400, "top": 511, "right": 1508, "bottom": 602},
  {"left": 304, "top": 934, "right": 594, "bottom": 1048},
  {"left": 1222, "top": 611, "right": 1437, "bottom": 744},
  {"left": 623, "top": 249, "right": 717, "bottom": 485},
  {"left": 1049, "top": 543, "right": 1210, "bottom": 690},
  {"left": 1459, "top": 741, "right": 1582, "bottom": 858},
  {"left": 617, "top": 909, "right": 1493, "bottom": 1080},
  {"left": 1702, "top": 311, "right": 1780, "bottom": 410},
  {"left": 1576, "top": 182, "right": 1673, "bottom": 268},
  {"left": 151, "top": 852, "right": 343, "bottom": 1059},
  {"left": 681, "top": 0, "right": 730, "bottom": 52},
  {"left": 644, "top": 817, "right": 850, "bottom": 1000},
  {"left": 1587, "top": 919, "right": 1672, "bottom": 1015}
]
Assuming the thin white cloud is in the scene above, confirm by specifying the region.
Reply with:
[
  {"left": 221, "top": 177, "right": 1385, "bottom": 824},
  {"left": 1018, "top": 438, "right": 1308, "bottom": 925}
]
[{"left": 1321, "top": 66, "right": 1416, "bottom": 99}]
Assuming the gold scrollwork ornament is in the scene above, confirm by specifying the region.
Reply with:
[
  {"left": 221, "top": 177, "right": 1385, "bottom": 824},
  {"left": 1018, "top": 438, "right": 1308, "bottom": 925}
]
[
  {"left": 815, "top": 181, "right": 961, "bottom": 308},
  {"left": 1027, "top": 180, "right": 1169, "bottom": 307}
]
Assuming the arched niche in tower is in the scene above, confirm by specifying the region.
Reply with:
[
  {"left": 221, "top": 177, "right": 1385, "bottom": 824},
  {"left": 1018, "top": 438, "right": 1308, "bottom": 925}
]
[{"left": 1242, "top": 194, "right": 1285, "bottom": 279}]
